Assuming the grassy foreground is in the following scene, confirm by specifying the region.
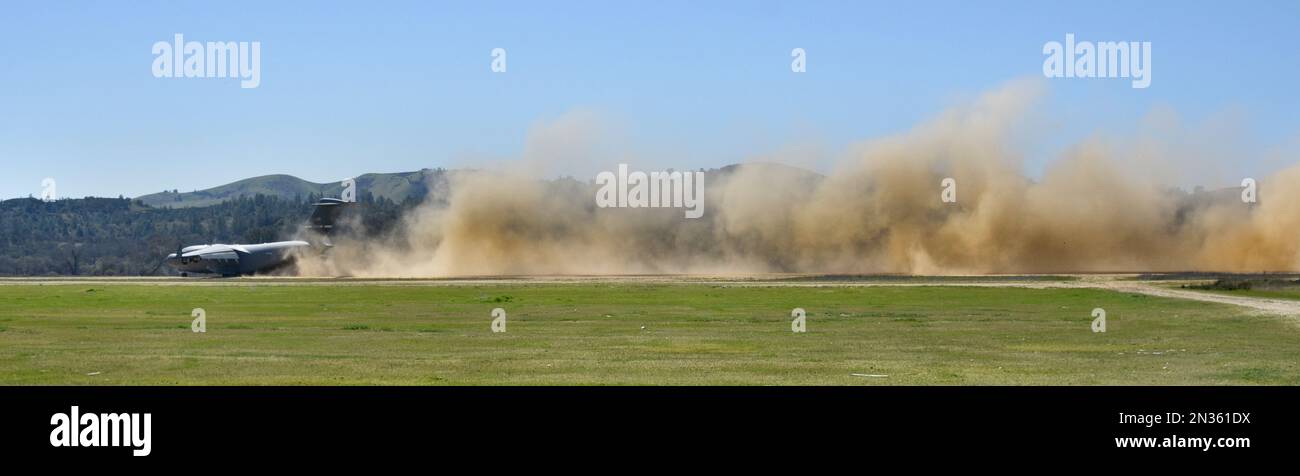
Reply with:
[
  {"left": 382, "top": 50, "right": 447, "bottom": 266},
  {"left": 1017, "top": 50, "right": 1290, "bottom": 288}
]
[{"left": 0, "top": 283, "right": 1297, "bottom": 385}]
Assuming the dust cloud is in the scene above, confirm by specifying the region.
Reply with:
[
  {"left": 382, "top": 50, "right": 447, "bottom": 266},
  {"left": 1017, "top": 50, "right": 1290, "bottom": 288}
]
[{"left": 296, "top": 79, "right": 1300, "bottom": 276}]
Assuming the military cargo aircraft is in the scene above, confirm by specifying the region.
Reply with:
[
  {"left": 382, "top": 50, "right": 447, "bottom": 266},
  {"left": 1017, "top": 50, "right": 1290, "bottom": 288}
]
[{"left": 165, "top": 198, "right": 351, "bottom": 277}]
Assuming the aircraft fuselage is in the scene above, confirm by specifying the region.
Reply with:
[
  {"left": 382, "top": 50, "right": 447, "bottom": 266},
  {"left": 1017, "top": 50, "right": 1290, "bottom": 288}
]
[{"left": 165, "top": 241, "right": 309, "bottom": 277}]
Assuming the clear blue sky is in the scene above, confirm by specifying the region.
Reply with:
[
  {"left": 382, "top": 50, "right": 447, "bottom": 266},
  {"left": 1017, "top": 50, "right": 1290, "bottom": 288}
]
[{"left": 1, "top": 0, "right": 1297, "bottom": 198}]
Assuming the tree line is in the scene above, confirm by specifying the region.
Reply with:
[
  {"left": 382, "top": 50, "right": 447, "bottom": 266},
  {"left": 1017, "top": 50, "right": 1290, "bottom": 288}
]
[{"left": 0, "top": 192, "right": 414, "bottom": 276}]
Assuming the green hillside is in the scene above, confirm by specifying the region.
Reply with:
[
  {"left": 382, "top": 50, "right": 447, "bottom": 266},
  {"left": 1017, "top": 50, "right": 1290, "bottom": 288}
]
[{"left": 136, "top": 169, "right": 448, "bottom": 208}]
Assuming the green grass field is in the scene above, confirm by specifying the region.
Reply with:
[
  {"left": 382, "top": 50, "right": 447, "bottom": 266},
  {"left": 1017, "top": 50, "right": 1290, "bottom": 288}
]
[{"left": 1, "top": 283, "right": 1297, "bottom": 385}]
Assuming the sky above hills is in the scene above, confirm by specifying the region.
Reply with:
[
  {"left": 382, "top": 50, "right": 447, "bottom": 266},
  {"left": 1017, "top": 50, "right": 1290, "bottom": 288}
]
[{"left": 2, "top": 0, "right": 1298, "bottom": 199}]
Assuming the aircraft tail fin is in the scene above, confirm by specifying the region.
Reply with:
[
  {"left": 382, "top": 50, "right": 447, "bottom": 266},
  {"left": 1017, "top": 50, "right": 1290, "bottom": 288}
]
[{"left": 306, "top": 198, "right": 353, "bottom": 236}]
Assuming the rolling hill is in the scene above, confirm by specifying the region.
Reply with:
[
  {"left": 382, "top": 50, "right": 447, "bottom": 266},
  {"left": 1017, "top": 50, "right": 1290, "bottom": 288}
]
[
  {"left": 135, "top": 169, "right": 448, "bottom": 208},
  {"left": 132, "top": 163, "right": 823, "bottom": 210}
]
